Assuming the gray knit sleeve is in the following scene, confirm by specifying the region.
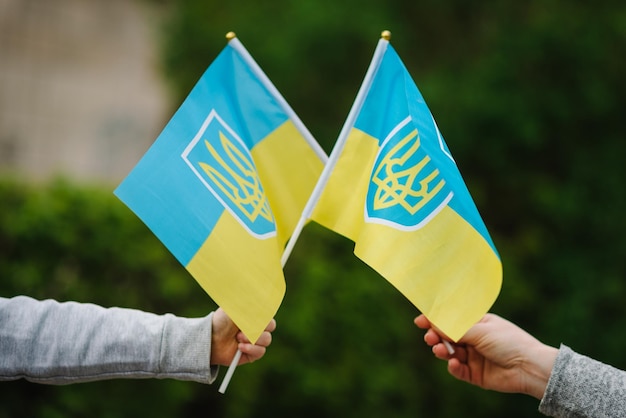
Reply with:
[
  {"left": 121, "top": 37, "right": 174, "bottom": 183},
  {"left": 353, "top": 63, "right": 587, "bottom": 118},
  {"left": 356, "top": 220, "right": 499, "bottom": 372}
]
[
  {"left": 0, "top": 295, "right": 218, "bottom": 385},
  {"left": 539, "top": 344, "right": 626, "bottom": 417}
]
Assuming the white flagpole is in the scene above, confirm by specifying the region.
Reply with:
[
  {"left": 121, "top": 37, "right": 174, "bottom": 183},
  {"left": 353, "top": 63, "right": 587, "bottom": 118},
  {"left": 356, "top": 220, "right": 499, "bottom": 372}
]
[
  {"left": 281, "top": 32, "right": 390, "bottom": 265},
  {"left": 218, "top": 349, "right": 242, "bottom": 393},
  {"left": 219, "top": 32, "right": 328, "bottom": 394}
]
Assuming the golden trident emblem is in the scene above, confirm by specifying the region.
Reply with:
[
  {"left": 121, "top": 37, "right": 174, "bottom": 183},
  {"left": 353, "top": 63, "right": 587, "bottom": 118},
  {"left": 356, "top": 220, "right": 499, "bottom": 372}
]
[
  {"left": 372, "top": 128, "right": 445, "bottom": 215},
  {"left": 198, "top": 131, "right": 272, "bottom": 223}
]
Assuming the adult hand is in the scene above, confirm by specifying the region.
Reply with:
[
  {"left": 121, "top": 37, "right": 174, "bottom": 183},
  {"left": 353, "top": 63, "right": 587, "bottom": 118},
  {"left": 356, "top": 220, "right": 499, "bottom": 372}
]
[
  {"left": 210, "top": 308, "right": 276, "bottom": 366},
  {"left": 415, "top": 313, "right": 558, "bottom": 399}
]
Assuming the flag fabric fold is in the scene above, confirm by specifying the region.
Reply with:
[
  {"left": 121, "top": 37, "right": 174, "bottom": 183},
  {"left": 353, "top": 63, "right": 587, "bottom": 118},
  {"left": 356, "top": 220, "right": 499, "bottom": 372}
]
[
  {"left": 310, "top": 38, "right": 502, "bottom": 342},
  {"left": 115, "top": 37, "right": 325, "bottom": 344}
]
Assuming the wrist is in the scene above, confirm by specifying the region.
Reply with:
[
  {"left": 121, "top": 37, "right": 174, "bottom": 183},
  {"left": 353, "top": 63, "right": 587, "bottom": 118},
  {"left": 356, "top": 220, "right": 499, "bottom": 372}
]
[{"left": 523, "top": 343, "right": 559, "bottom": 399}]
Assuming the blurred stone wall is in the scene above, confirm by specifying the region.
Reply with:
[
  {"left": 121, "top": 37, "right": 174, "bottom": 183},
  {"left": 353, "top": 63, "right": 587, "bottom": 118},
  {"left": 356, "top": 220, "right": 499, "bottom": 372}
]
[{"left": 0, "top": 0, "right": 169, "bottom": 183}]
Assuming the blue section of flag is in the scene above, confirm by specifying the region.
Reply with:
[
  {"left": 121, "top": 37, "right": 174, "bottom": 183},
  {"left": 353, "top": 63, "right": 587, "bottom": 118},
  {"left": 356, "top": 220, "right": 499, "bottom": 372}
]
[
  {"left": 115, "top": 43, "right": 288, "bottom": 265},
  {"left": 366, "top": 117, "right": 453, "bottom": 230},
  {"left": 355, "top": 45, "right": 497, "bottom": 254}
]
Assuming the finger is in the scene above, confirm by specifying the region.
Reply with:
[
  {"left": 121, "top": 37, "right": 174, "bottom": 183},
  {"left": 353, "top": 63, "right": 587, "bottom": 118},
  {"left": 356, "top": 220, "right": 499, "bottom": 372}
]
[
  {"left": 248, "top": 331, "right": 272, "bottom": 347},
  {"left": 414, "top": 314, "right": 431, "bottom": 329},
  {"left": 265, "top": 318, "right": 277, "bottom": 332},
  {"left": 453, "top": 345, "right": 468, "bottom": 363},
  {"left": 236, "top": 331, "right": 250, "bottom": 344},
  {"left": 432, "top": 342, "right": 454, "bottom": 359},
  {"left": 428, "top": 323, "right": 453, "bottom": 343},
  {"left": 424, "top": 328, "right": 442, "bottom": 346},
  {"left": 433, "top": 342, "right": 468, "bottom": 364},
  {"left": 415, "top": 315, "right": 455, "bottom": 344},
  {"left": 237, "top": 330, "right": 273, "bottom": 347},
  {"left": 239, "top": 343, "right": 266, "bottom": 363},
  {"left": 447, "top": 357, "right": 471, "bottom": 383}
]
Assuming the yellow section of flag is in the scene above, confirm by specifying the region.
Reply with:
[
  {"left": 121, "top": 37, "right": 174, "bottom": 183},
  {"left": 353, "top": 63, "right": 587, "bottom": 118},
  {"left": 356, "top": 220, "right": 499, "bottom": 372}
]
[
  {"left": 311, "top": 129, "right": 377, "bottom": 238},
  {"left": 252, "top": 120, "right": 325, "bottom": 246},
  {"left": 186, "top": 211, "right": 285, "bottom": 343},
  {"left": 354, "top": 208, "right": 502, "bottom": 342}
]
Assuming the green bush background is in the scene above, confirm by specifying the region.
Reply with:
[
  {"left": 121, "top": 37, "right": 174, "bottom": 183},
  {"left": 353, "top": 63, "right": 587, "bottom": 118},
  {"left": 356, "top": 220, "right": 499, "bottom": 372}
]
[{"left": 2, "top": 0, "right": 626, "bottom": 416}]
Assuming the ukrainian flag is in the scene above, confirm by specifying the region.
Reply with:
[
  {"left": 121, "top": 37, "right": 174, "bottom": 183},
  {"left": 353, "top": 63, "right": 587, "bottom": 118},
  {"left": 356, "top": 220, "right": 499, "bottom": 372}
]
[
  {"left": 311, "top": 35, "right": 501, "bottom": 342},
  {"left": 115, "top": 35, "right": 325, "bottom": 344}
]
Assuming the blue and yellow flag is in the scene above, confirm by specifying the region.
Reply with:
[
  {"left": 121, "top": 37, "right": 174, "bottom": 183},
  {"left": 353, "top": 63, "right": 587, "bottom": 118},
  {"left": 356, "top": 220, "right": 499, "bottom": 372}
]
[
  {"left": 311, "top": 36, "right": 501, "bottom": 342},
  {"left": 115, "top": 35, "right": 325, "bottom": 343}
]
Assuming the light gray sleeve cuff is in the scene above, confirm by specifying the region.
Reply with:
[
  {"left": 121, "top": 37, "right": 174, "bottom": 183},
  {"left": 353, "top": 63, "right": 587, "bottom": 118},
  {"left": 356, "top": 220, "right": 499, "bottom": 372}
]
[
  {"left": 539, "top": 344, "right": 626, "bottom": 417},
  {"left": 159, "top": 311, "right": 219, "bottom": 384}
]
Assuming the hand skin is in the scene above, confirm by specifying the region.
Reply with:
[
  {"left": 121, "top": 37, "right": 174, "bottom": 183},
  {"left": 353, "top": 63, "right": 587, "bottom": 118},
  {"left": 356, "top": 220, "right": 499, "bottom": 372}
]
[
  {"left": 210, "top": 308, "right": 276, "bottom": 366},
  {"left": 415, "top": 313, "right": 559, "bottom": 400}
]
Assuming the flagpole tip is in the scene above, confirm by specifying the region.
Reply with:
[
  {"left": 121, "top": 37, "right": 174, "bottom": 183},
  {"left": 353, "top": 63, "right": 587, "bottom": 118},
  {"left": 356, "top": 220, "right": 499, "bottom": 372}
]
[
  {"left": 225, "top": 31, "right": 237, "bottom": 41},
  {"left": 381, "top": 30, "right": 391, "bottom": 40}
]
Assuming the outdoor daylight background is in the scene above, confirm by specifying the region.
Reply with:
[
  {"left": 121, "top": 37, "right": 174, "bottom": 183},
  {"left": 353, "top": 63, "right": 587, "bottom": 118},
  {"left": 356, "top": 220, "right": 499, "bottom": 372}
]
[{"left": 1, "top": 0, "right": 626, "bottom": 417}]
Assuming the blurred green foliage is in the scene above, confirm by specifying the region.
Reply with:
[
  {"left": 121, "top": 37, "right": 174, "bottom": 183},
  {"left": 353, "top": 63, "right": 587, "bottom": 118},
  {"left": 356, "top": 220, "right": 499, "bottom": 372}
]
[{"left": 3, "top": 0, "right": 626, "bottom": 416}]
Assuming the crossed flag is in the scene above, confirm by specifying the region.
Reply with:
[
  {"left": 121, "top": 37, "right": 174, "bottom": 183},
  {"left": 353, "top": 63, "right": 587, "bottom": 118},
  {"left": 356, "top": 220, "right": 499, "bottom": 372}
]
[{"left": 115, "top": 31, "right": 502, "bottom": 391}]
